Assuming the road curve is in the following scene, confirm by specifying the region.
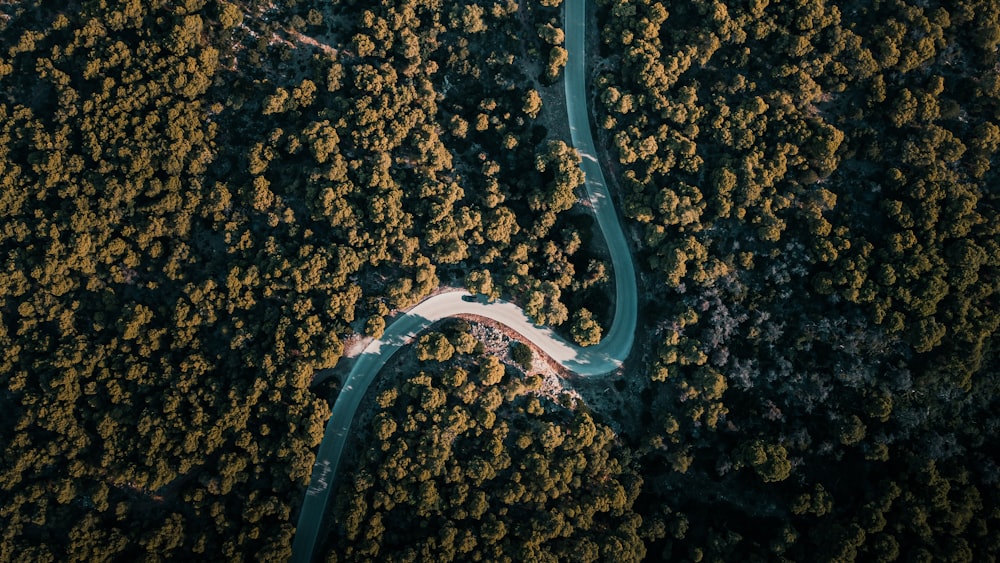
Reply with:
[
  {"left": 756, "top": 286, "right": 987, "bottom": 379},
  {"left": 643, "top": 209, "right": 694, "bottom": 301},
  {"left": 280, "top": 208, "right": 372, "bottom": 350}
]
[
  {"left": 290, "top": 0, "right": 636, "bottom": 560},
  {"left": 563, "top": 0, "right": 637, "bottom": 364}
]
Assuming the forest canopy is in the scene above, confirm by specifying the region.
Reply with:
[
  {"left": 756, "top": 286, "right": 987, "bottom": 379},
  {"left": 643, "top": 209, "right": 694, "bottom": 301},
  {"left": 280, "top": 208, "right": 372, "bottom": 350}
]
[
  {"left": 592, "top": 0, "right": 1000, "bottom": 560},
  {"left": 2, "top": 0, "right": 999, "bottom": 561},
  {"left": 1, "top": 0, "right": 600, "bottom": 558},
  {"left": 323, "top": 331, "right": 645, "bottom": 562}
]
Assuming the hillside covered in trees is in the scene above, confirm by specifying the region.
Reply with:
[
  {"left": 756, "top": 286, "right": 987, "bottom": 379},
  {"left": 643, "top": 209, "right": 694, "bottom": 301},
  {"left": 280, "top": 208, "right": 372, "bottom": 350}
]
[
  {"left": 323, "top": 322, "right": 645, "bottom": 562},
  {"left": 591, "top": 0, "right": 1000, "bottom": 560},
  {"left": 0, "top": 0, "right": 598, "bottom": 558},
  {"left": 2, "top": 0, "right": 999, "bottom": 561}
]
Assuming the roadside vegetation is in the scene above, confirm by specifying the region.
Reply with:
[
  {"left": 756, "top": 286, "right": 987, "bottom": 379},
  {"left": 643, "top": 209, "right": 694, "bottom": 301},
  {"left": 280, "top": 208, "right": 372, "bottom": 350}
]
[
  {"left": 323, "top": 324, "right": 645, "bottom": 562},
  {"left": 1, "top": 0, "right": 998, "bottom": 561}
]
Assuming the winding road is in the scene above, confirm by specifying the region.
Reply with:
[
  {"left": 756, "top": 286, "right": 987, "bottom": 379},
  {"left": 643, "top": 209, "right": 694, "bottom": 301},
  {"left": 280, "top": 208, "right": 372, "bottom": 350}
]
[{"left": 289, "top": 0, "right": 636, "bottom": 560}]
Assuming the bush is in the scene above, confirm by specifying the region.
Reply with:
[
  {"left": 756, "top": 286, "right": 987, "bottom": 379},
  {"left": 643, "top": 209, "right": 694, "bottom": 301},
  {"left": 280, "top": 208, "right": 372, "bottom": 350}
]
[{"left": 510, "top": 341, "right": 533, "bottom": 370}]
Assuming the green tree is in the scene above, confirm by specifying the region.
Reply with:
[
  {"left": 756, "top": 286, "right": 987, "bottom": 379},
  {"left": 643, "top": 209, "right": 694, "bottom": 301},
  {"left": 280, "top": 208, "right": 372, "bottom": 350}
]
[
  {"left": 570, "top": 308, "right": 603, "bottom": 346},
  {"left": 523, "top": 89, "right": 543, "bottom": 119},
  {"left": 737, "top": 440, "right": 792, "bottom": 483},
  {"left": 417, "top": 332, "right": 455, "bottom": 363}
]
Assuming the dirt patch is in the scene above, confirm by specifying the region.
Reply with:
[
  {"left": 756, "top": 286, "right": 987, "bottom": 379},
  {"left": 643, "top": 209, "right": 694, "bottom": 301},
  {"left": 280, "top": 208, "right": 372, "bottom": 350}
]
[
  {"left": 513, "top": 2, "right": 572, "bottom": 146},
  {"left": 535, "top": 78, "right": 572, "bottom": 146},
  {"left": 460, "top": 315, "right": 578, "bottom": 404}
]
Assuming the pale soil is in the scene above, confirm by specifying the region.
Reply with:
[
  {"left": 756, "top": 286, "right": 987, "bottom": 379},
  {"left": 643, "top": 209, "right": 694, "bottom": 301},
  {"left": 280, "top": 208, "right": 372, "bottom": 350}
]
[{"left": 462, "top": 315, "right": 577, "bottom": 402}]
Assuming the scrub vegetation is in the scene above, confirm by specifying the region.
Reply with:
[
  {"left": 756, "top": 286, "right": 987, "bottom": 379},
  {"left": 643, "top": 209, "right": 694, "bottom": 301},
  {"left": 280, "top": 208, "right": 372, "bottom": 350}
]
[
  {"left": 2, "top": 0, "right": 999, "bottom": 561},
  {"left": 595, "top": 0, "right": 1000, "bottom": 560},
  {"left": 325, "top": 324, "right": 645, "bottom": 562},
  {"left": 0, "top": 0, "right": 598, "bottom": 558}
]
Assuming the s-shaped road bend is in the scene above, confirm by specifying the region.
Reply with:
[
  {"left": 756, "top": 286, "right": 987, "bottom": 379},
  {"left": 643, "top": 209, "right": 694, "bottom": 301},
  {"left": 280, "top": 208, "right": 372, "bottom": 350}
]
[{"left": 290, "top": 0, "right": 636, "bottom": 559}]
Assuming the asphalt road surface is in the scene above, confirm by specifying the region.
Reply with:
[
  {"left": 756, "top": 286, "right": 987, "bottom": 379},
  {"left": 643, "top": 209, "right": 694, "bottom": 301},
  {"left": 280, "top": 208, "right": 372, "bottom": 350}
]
[{"left": 290, "top": 0, "right": 637, "bottom": 559}]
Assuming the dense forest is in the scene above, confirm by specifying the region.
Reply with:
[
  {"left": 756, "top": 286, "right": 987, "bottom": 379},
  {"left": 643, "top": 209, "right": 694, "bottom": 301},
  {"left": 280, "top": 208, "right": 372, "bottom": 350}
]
[
  {"left": 0, "top": 0, "right": 602, "bottom": 559},
  {"left": 592, "top": 0, "right": 1000, "bottom": 560},
  {"left": 323, "top": 321, "right": 645, "bottom": 562},
  {"left": 2, "top": 0, "right": 999, "bottom": 561}
]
